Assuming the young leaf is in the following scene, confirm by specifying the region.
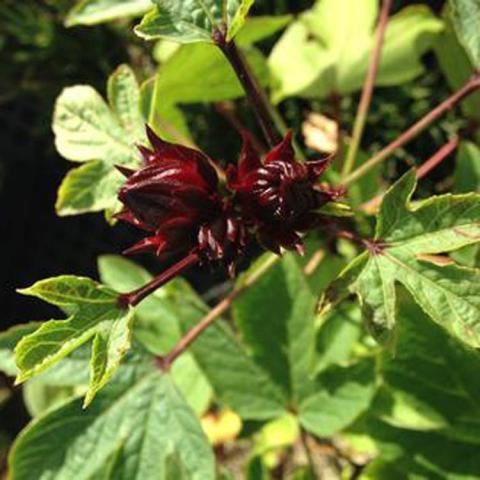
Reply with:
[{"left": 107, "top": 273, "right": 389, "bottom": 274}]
[
  {"left": 269, "top": 2, "right": 443, "bottom": 101},
  {"left": 53, "top": 64, "right": 144, "bottom": 217},
  {"left": 135, "top": 0, "right": 255, "bottom": 44},
  {"left": 350, "top": 170, "right": 480, "bottom": 347},
  {"left": 15, "top": 276, "right": 134, "bottom": 406},
  {"left": 233, "top": 254, "right": 317, "bottom": 403},
  {"left": 9, "top": 371, "right": 215, "bottom": 480},
  {"left": 449, "top": 0, "right": 480, "bottom": 68}
]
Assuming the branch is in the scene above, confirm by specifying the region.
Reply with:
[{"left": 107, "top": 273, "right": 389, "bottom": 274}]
[
  {"left": 159, "top": 253, "right": 280, "bottom": 369},
  {"left": 341, "top": 0, "right": 393, "bottom": 178},
  {"left": 343, "top": 73, "right": 480, "bottom": 187},
  {"left": 361, "top": 135, "right": 461, "bottom": 213}
]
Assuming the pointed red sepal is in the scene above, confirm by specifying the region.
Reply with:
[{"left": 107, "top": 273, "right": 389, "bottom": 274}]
[
  {"left": 115, "top": 165, "right": 136, "bottom": 178},
  {"left": 307, "top": 154, "right": 334, "bottom": 181},
  {"left": 137, "top": 145, "right": 155, "bottom": 164},
  {"left": 238, "top": 137, "right": 262, "bottom": 177},
  {"left": 265, "top": 130, "right": 295, "bottom": 164},
  {"left": 123, "top": 237, "right": 160, "bottom": 256}
]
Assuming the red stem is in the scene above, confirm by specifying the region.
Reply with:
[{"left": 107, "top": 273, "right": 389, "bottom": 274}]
[
  {"left": 416, "top": 136, "right": 460, "bottom": 179},
  {"left": 118, "top": 252, "right": 199, "bottom": 308},
  {"left": 214, "top": 32, "right": 281, "bottom": 147},
  {"left": 343, "top": 74, "right": 480, "bottom": 186},
  {"left": 362, "top": 136, "right": 461, "bottom": 212}
]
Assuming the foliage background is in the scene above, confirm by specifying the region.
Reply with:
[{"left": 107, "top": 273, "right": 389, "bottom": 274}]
[{"left": 3, "top": 0, "right": 480, "bottom": 478}]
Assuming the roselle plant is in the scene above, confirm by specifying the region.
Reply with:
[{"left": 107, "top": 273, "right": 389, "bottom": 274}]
[{"left": 3, "top": 0, "right": 480, "bottom": 478}]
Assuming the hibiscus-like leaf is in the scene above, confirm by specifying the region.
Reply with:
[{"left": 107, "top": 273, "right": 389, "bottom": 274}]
[
  {"left": 15, "top": 276, "right": 134, "bottom": 407},
  {"left": 348, "top": 170, "right": 480, "bottom": 347}
]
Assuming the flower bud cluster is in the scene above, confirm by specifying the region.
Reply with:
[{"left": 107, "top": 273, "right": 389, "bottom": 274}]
[{"left": 118, "top": 126, "right": 339, "bottom": 274}]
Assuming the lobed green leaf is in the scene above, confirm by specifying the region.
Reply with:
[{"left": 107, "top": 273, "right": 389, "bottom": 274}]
[
  {"left": 15, "top": 276, "right": 134, "bottom": 406},
  {"left": 350, "top": 170, "right": 480, "bottom": 347}
]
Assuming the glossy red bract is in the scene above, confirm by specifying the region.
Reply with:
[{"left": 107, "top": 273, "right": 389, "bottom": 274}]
[
  {"left": 228, "top": 132, "right": 336, "bottom": 254},
  {"left": 118, "top": 126, "right": 246, "bottom": 273}
]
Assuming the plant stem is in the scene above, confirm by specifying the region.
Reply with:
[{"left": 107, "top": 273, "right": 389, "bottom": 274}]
[
  {"left": 361, "top": 135, "right": 461, "bottom": 212},
  {"left": 341, "top": 0, "right": 393, "bottom": 179},
  {"left": 416, "top": 135, "right": 460, "bottom": 179},
  {"left": 215, "top": 33, "right": 281, "bottom": 147},
  {"left": 159, "top": 253, "right": 280, "bottom": 370},
  {"left": 343, "top": 74, "right": 480, "bottom": 187},
  {"left": 300, "top": 429, "right": 319, "bottom": 480},
  {"left": 118, "top": 252, "right": 199, "bottom": 308}
]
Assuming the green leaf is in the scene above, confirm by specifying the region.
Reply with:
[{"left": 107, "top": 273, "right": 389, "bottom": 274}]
[
  {"left": 436, "top": 8, "right": 480, "bottom": 121},
  {"left": 9, "top": 371, "right": 215, "bottom": 480},
  {"left": 168, "top": 278, "right": 287, "bottom": 420},
  {"left": 235, "top": 15, "right": 292, "bottom": 46},
  {"left": 269, "top": 2, "right": 443, "bottom": 101},
  {"left": 15, "top": 276, "right": 134, "bottom": 406},
  {"left": 97, "top": 255, "right": 212, "bottom": 415},
  {"left": 376, "top": 300, "right": 480, "bottom": 442},
  {"left": 449, "top": 0, "right": 480, "bottom": 68},
  {"left": 56, "top": 160, "right": 124, "bottom": 215},
  {"left": 0, "top": 323, "right": 40, "bottom": 376},
  {"left": 227, "top": 0, "right": 254, "bottom": 41},
  {"left": 299, "top": 358, "right": 377, "bottom": 437},
  {"left": 145, "top": 41, "right": 268, "bottom": 139},
  {"left": 135, "top": 0, "right": 255, "bottom": 44},
  {"left": 65, "top": 0, "right": 152, "bottom": 27},
  {"left": 315, "top": 303, "right": 363, "bottom": 375},
  {"left": 452, "top": 141, "right": 480, "bottom": 268},
  {"left": 351, "top": 170, "right": 480, "bottom": 347},
  {"left": 234, "top": 254, "right": 317, "bottom": 403},
  {"left": 359, "top": 302, "right": 480, "bottom": 478},
  {"left": 53, "top": 64, "right": 144, "bottom": 217}
]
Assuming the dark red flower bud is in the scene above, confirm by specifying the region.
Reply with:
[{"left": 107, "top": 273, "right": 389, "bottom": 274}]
[
  {"left": 117, "top": 126, "right": 247, "bottom": 273},
  {"left": 227, "top": 131, "right": 337, "bottom": 254}
]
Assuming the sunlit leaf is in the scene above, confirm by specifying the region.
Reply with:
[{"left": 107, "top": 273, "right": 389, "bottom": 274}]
[
  {"left": 15, "top": 276, "right": 134, "bottom": 406},
  {"left": 349, "top": 170, "right": 480, "bottom": 347}
]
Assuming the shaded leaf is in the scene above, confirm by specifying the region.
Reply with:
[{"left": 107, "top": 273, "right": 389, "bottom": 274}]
[
  {"left": 168, "top": 278, "right": 287, "bottom": 420},
  {"left": 233, "top": 254, "right": 317, "bottom": 402},
  {"left": 299, "top": 359, "right": 376, "bottom": 437}
]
